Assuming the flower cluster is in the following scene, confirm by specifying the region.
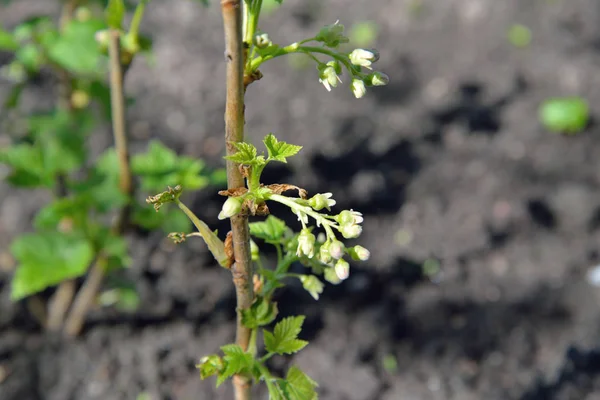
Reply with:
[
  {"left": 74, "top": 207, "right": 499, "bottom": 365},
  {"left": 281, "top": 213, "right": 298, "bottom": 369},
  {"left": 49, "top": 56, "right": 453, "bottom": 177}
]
[
  {"left": 266, "top": 192, "right": 370, "bottom": 282},
  {"left": 312, "top": 21, "right": 389, "bottom": 98}
]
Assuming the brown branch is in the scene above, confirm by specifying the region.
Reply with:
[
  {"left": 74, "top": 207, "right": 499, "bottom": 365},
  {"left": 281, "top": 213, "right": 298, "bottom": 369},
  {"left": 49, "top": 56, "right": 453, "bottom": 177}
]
[
  {"left": 222, "top": 1, "right": 254, "bottom": 399},
  {"left": 63, "top": 30, "right": 133, "bottom": 338}
]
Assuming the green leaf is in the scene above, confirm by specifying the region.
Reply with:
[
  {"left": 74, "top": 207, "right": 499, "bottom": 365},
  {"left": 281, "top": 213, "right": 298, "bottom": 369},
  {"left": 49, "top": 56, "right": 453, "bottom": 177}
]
[
  {"left": 224, "top": 141, "right": 264, "bottom": 165},
  {"left": 98, "top": 286, "right": 139, "bottom": 311},
  {"left": 249, "top": 215, "right": 289, "bottom": 243},
  {"left": 197, "top": 354, "right": 224, "bottom": 379},
  {"left": 0, "top": 26, "right": 18, "bottom": 51},
  {"left": 279, "top": 366, "right": 318, "bottom": 400},
  {"left": 34, "top": 197, "right": 88, "bottom": 230},
  {"left": 46, "top": 18, "right": 107, "bottom": 75},
  {"left": 10, "top": 233, "right": 95, "bottom": 300},
  {"left": 132, "top": 140, "right": 209, "bottom": 191},
  {"left": 241, "top": 296, "right": 278, "bottom": 328},
  {"left": 263, "top": 134, "right": 302, "bottom": 163},
  {"left": 105, "top": 0, "right": 126, "bottom": 29},
  {"left": 161, "top": 208, "right": 192, "bottom": 234},
  {"left": 264, "top": 316, "right": 308, "bottom": 355},
  {"left": 217, "top": 344, "right": 255, "bottom": 387},
  {"left": 298, "top": 275, "right": 324, "bottom": 300},
  {"left": 539, "top": 96, "right": 589, "bottom": 134}
]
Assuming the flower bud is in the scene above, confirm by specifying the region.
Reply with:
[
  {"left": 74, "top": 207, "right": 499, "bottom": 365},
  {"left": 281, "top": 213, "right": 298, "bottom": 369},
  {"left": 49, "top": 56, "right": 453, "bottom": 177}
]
[
  {"left": 367, "top": 71, "right": 389, "bottom": 87},
  {"left": 336, "top": 210, "right": 364, "bottom": 226},
  {"left": 254, "top": 32, "right": 272, "bottom": 49},
  {"left": 95, "top": 29, "right": 110, "bottom": 50},
  {"left": 318, "top": 243, "right": 332, "bottom": 264},
  {"left": 324, "top": 267, "right": 342, "bottom": 284},
  {"left": 351, "top": 79, "right": 366, "bottom": 99},
  {"left": 341, "top": 223, "right": 362, "bottom": 239},
  {"left": 335, "top": 258, "right": 350, "bottom": 280},
  {"left": 218, "top": 196, "right": 243, "bottom": 220},
  {"left": 308, "top": 192, "right": 336, "bottom": 211},
  {"left": 250, "top": 240, "right": 259, "bottom": 261},
  {"left": 349, "top": 245, "right": 370, "bottom": 261},
  {"left": 71, "top": 90, "right": 90, "bottom": 109},
  {"left": 253, "top": 274, "right": 264, "bottom": 295},
  {"left": 315, "top": 20, "right": 350, "bottom": 48},
  {"left": 349, "top": 48, "right": 380, "bottom": 69},
  {"left": 296, "top": 228, "right": 316, "bottom": 258},
  {"left": 329, "top": 239, "right": 344, "bottom": 259}
]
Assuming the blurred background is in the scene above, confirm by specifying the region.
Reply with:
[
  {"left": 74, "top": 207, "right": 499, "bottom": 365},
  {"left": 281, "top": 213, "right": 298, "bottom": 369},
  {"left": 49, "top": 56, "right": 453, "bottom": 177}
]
[{"left": 2, "top": 0, "right": 600, "bottom": 399}]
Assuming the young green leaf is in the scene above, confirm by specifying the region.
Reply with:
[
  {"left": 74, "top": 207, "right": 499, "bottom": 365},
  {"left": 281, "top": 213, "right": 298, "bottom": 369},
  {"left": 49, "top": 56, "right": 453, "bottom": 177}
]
[
  {"left": 10, "top": 233, "right": 95, "bottom": 300},
  {"left": 197, "top": 354, "right": 224, "bottom": 379},
  {"left": 46, "top": 18, "right": 108, "bottom": 75},
  {"left": 249, "top": 215, "right": 289, "bottom": 243},
  {"left": 224, "top": 141, "right": 263, "bottom": 165},
  {"left": 263, "top": 134, "right": 302, "bottom": 163},
  {"left": 264, "top": 316, "right": 308, "bottom": 355},
  {"left": 0, "top": 26, "right": 18, "bottom": 51},
  {"left": 105, "top": 0, "right": 126, "bottom": 29},
  {"left": 278, "top": 366, "right": 318, "bottom": 400},
  {"left": 298, "top": 275, "right": 324, "bottom": 300},
  {"left": 241, "top": 296, "right": 278, "bottom": 328},
  {"left": 217, "top": 344, "right": 255, "bottom": 387}
]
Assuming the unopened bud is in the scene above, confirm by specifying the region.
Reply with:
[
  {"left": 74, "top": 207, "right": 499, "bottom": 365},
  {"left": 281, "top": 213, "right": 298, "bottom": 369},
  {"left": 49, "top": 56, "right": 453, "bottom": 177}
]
[
  {"left": 335, "top": 258, "right": 350, "bottom": 280},
  {"left": 253, "top": 274, "right": 264, "bottom": 294},
  {"left": 95, "top": 29, "right": 110, "bottom": 49},
  {"left": 318, "top": 243, "right": 332, "bottom": 264},
  {"left": 329, "top": 239, "right": 344, "bottom": 259},
  {"left": 349, "top": 245, "right": 370, "bottom": 261},
  {"left": 324, "top": 267, "right": 342, "bottom": 284},
  {"left": 351, "top": 79, "right": 366, "bottom": 99},
  {"left": 349, "top": 48, "right": 380, "bottom": 69},
  {"left": 71, "top": 90, "right": 90, "bottom": 109},
  {"left": 341, "top": 223, "right": 362, "bottom": 239},
  {"left": 218, "top": 196, "right": 243, "bottom": 220},
  {"left": 296, "top": 228, "right": 316, "bottom": 258},
  {"left": 367, "top": 71, "right": 389, "bottom": 87}
]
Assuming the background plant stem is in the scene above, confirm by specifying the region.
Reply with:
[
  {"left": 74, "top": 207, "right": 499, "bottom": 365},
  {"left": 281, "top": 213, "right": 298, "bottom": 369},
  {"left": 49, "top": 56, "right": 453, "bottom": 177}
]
[
  {"left": 222, "top": 1, "right": 254, "bottom": 399},
  {"left": 45, "top": 0, "right": 79, "bottom": 332},
  {"left": 63, "top": 30, "right": 133, "bottom": 337}
]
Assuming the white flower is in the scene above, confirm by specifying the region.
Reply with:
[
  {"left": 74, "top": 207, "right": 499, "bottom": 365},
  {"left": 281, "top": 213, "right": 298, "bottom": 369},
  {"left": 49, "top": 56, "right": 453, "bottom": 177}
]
[
  {"left": 308, "top": 192, "right": 336, "bottom": 211},
  {"left": 349, "top": 48, "right": 380, "bottom": 69},
  {"left": 340, "top": 223, "right": 362, "bottom": 239},
  {"left": 218, "top": 197, "right": 243, "bottom": 220},
  {"left": 334, "top": 258, "right": 350, "bottom": 280},
  {"left": 351, "top": 79, "right": 366, "bottom": 99}
]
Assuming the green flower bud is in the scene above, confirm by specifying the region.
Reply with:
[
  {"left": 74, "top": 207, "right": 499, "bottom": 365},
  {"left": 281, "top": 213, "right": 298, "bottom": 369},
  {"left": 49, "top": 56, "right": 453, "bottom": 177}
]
[
  {"left": 95, "top": 29, "right": 110, "bottom": 51},
  {"left": 308, "top": 192, "right": 336, "bottom": 211},
  {"left": 218, "top": 196, "right": 243, "bottom": 220},
  {"left": 351, "top": 79, "right": 366, "bottom": 99},
  {"left": 297, "top": 228, "right": 316, "bottom": 258},
  {"left": 324, "top": 267, "right": 342, "bottom": 284},
  {"left": 349, "top": 245, "right": 370, "bottom": 261},
  {"left": 318, "top": 242, "right": 332, "bottom": 264},
  {"left": 366, "top": 71, "right": 390, "bottom": 87},
  {"left": 336, "top": 210, "right": 364, "bottom": 225},
  {"left": 335, "top": 258, "right": 350, "bottom": 280},
  {"left": 341, "top": 223, "right": 362, "bottom": 239},
  {"left": 329, "top": 239, "right": 344, "bottom": 259},
  {"left": 349, "top": 48, "right": 380, "bottom": 69},
  {"left": 315, "top": 20, "right": 350, "bottom": 48}
]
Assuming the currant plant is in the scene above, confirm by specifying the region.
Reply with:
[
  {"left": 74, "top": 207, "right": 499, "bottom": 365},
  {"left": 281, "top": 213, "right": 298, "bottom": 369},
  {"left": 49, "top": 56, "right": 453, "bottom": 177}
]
[
  {"left": 147, "top": 1, "right": 388, "bottom": 398},
  {"left": 0, "top": 0, "right": 222, "bottom": 336}
]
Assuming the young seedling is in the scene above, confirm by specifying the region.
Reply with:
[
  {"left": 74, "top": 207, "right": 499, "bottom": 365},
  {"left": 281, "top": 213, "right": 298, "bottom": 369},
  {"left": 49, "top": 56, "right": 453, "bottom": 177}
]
[
  {"left": 147, "top": 0, "right": 389, "bottom": 398},
  {"left": 0, "top": 0, "right": 221, "bottom": 336}
]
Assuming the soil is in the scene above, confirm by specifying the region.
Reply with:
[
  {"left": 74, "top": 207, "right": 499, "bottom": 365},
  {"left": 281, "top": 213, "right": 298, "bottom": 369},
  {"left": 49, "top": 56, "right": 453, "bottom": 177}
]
[{"left": 2, "top": 0, "right": 600, "bottom": 399}]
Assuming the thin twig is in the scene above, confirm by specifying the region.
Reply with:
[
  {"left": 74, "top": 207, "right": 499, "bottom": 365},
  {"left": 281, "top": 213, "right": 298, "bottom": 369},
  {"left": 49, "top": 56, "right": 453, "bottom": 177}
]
[
  {"left": 63, "top": 30, "right": 133, "bottom": 337},
  {"left": 222, "top": 1, "right": 254, "bottom": 399}
]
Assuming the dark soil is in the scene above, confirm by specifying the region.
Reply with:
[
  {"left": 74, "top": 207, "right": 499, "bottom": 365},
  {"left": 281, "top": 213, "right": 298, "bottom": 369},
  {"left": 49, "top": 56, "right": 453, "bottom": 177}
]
[{"left": 3, "top": 0, "right": 600, "bottom": 399}]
